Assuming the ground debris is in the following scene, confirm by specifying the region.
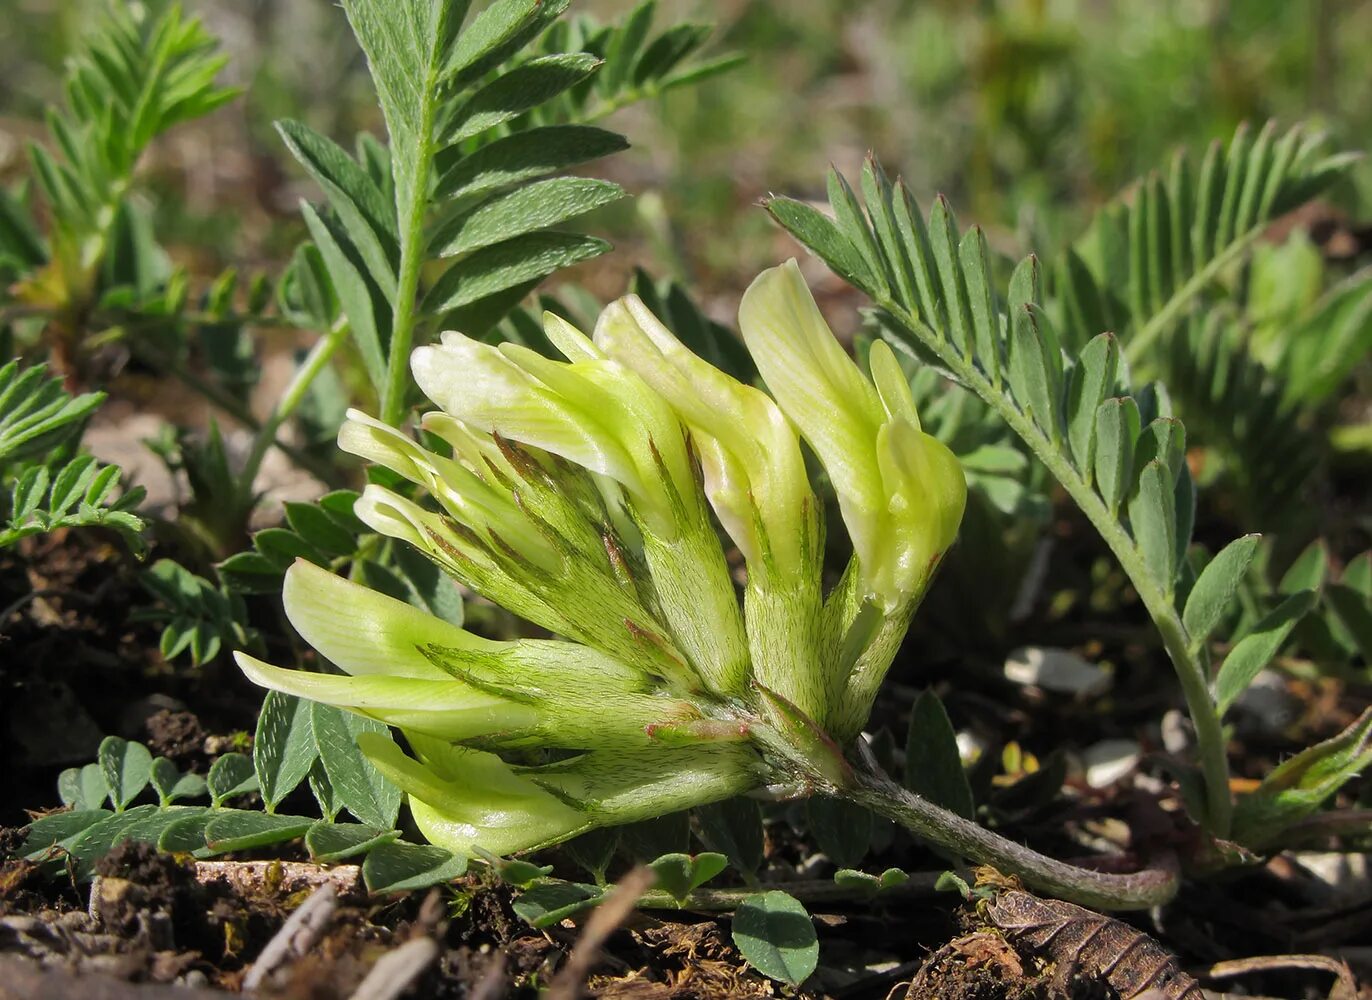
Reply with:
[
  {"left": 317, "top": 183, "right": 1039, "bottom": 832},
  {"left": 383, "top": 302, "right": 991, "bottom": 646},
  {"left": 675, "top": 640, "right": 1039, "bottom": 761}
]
[
  {"left": 904, "top": 931, "right": 1054, "bottom": 1000},
  {"left": 583, "top": 920, "right": 777, "bottom": 999},
  {"left": 984, "top": 890, "right": 1202, "bottom": 999}
]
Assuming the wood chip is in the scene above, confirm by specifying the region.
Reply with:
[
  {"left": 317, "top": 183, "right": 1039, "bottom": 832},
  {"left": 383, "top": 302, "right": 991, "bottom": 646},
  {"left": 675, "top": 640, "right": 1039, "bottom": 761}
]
[{"left": 192, "top": 860, "right": 363, "bottom": 897}]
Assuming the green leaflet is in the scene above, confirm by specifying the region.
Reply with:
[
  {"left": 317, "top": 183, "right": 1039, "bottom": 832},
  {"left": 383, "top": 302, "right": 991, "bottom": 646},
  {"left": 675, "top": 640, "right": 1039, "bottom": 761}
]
[
  {"left": 364, "top": 841, "right": 468, "bottom": 893},
  {"left": 429, "top": 177, "right": 624, "bottom": 258},
  {"left": 445, "top": 54, "right": 602, "bottom": 145},
  {"left": 300, "top": 201, "right": 388, "bottom": 389},
  {"left": 763, "top": 196, "right": 876, "bottom": 296},
  {"left": 207, "top": 752, "right": 258, "bottom": 806},
  {"left": 1183, "top": 535, "right": 1261, "bottom": 648},
  {"left": 98, "top": 737, "right": 153, "bottom": 812},
  {"left": 424, "top": 231, "right": 610, "bottom": 313},
  {"left": 311, "top": 703, "right": 403, "bottom": 829},
  {"left": 1065, "top": 333, "right": 1119, "bottom": 479},
  {"left": 254, "top": 691, "right": 318, "bottom": 811},
  {"left": 805, "top": 796, "right": 873, "bottom": 869},
  {"left": 648, "top": 852, "right": 728, "bottom": 903},
  {"left": 440, "top": 0, "right": 543, "bottom": 83},
  {"left": 904, "top": 689, "right": 975, "bottom": 820},
  {"left": 1093, "top": 397, "right": 1139, "bottom": 516},
  {"left": 276, "top": 119, "right": 398, "bottom": 298},
  {"left": 731, "top": 891, "right": 819, "bottom": 987},
  {"left": 434, "top": 125, "right": 628, "bottom": 202},
  {"left": 1214, "top": 590, "right": 1317, "bottom": 714}
]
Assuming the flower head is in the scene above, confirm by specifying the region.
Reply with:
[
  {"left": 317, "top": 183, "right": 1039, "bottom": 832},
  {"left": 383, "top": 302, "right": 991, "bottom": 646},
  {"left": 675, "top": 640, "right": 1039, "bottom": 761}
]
[
  {"left": 236, "top": 261, "right": 965, "bottom": 859},
  {"left": 738, "top": 260, "right": 966, "bottom": 613}
]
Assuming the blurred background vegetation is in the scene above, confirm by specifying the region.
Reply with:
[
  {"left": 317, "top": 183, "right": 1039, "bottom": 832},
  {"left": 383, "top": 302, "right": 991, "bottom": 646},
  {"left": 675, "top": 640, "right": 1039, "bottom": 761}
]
[{"left": 3, "top": 0, "right": 1368, "bottom": 313}]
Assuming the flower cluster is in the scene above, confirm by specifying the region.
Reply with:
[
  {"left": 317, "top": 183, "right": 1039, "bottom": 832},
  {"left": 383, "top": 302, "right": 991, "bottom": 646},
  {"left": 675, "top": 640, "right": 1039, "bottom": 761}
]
[{"left": 235, "top": 260, "right": 965, "bottom": 856}]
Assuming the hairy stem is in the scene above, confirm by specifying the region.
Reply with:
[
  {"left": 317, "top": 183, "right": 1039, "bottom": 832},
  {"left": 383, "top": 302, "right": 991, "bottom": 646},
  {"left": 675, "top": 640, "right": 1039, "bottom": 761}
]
[
  {"left": 837, "top": 761, "right": 1179, "bottom": 911},
  {"left": 634, "top": 871, "right": 946, "bottom": 911},
  {"left": 379, "top": 86, "right": 440, "bottom": 427}
]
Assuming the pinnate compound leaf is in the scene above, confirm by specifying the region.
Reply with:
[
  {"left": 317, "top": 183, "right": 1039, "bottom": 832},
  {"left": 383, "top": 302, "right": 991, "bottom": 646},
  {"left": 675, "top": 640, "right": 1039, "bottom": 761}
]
[
  {"left": 732, "top": 891, "right": 819, "bottom": 987},
  {"left": 1183, "top": 534, "right": 1261, "bottom": 646},
  {"left": 1214, "top": 590, "right": 1317, "bottom": 714},
  {"left": 98, "top": 737, "right": 153, "bottom": 812},
  {"left": 904, "top": 690, "right": 975, "bottom": 819},
  {"left": 363, "top": 841, "right": 467, "bottom": 893},
  {"left": 254, "top": 691, "right": 318, "bottom": 810}
]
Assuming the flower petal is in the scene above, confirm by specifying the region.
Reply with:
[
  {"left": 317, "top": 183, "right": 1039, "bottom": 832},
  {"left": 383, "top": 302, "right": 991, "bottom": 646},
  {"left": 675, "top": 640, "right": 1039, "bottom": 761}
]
[
  {"left": 282, "top": 558, "right": 489, "bottom": 678},
  {"left": 234, "top": 652, "right": 536, "bottom": 738}
]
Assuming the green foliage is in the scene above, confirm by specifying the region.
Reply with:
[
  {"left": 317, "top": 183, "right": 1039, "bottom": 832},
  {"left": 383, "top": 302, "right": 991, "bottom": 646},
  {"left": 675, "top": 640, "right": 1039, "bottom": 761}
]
[
  {"left": 765, "top": 137, "right": 1358, "bottom": 840},
  {"left": 904, "top": 690, "right": 975, "bottom": 820},
  {"left": 731, "top": 890, "right": 819, "bottom": 987},
  {"left": 27, "top": 727, "right": 463, "bottom": 893},
  {"left": 0, "top": 361, "right": 103, "bottom": 465},
  {"left": 136, "top": 559, "right": 257, "bottom": 667},
  {"left": 648, "top": 852, "right": 728, "bottom": 903},
  {"left": 1052, "top": 122, "right": 1357, "bottom": 359},
  {"left": 14, "top": 3, "right": 235, "bottom": 310},
  {"left": 1232, "top": 708, "right": 1372, "bottom": 849},
  {"left": 0, "top": 453, "right": 145, "bottom": 552}
]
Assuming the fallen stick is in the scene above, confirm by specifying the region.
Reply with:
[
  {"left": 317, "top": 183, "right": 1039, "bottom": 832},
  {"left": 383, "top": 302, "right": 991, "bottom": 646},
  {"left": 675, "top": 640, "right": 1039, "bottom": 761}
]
[
  {"left": 347, "top": 938, "right": 440, "bottom": 1000},
  {"left": 546, "top": 866, "right": 656, "bottom": 1000},
  {"left": 242, "top": 882, "right": 339, "bottom": 992}
]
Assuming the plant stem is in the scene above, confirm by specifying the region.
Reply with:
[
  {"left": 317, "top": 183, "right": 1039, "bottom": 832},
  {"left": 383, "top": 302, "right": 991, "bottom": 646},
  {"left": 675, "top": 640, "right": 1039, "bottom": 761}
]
[
  {"left": 379, "top": 83, "right": 440, "bottom": 428},
  {"left": 237, "top": 318, "right": 350, "bottom": 496},
  {"left": 838, "top": 762, "right": 1180, "bottom": 911},
  {"left": 880, "top": 300, "right": 1234, "bottom": 838},
  {"left": 634, "top": 871, "right": 946, "bottom": 911}
]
